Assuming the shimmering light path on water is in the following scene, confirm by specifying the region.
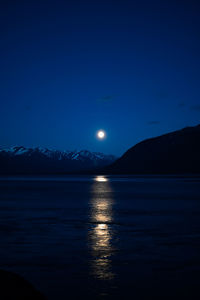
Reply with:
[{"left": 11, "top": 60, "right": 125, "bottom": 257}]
[{"left": 0, "top": 176, "right": 200, "bottom": 299}]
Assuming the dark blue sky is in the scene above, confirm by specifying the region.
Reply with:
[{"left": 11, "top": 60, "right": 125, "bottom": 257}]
[{"left": 1, "top": 0, "right": 200, "bottom": 155}]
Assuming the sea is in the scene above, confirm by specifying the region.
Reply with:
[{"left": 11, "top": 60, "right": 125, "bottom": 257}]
[{"left": 0, "top": 175, "right": 200, "bottom": 299}]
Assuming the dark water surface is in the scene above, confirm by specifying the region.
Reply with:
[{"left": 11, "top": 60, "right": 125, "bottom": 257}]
[{"left": 0, "top": 175, "right": 200, "bottom": 299}]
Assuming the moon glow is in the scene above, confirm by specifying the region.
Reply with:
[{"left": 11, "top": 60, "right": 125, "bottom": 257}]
[{"left": 97, "top": 130, "right": 105, "bottom": 139}]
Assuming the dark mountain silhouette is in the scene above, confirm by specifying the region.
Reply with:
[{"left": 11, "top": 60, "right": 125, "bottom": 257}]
[
  {"left": 106, "top": 124, "right": 200, "bottom": 174},
  {"left": 0, "top": 269, "right": 46, "bottom": 299},
  {"left": 0, "top": 147, "right": 116, "bottom": 174}
]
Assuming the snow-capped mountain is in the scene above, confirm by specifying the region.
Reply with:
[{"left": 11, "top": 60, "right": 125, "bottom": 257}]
[{"left": 0, "top": 146, "right": 116, "bottom": 174}]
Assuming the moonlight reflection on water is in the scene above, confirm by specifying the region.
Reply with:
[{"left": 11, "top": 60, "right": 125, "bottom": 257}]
[
  {"left": 94, "top": 176, "right": 108, "bottom": 182},
  {"left": 89, "top": 176, "right": 116, "bottom": 280}
]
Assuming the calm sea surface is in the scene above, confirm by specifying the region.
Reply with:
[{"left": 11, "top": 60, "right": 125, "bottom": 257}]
[{"left": 0, "top": 175, "right": 200, "bottom": 299}]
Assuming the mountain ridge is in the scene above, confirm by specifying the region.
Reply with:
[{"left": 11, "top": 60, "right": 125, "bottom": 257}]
[
  {"left": 1, "top": 124, "right": 200, "bottom": 175},
  {"left": 0, "top": 146, "right": 116, "bottom": 174},
  {"left": 106, "top": 124, "right": 200, "bottom": 174}
]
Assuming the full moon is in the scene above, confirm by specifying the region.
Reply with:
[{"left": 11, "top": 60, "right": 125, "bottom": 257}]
[{"left": 97, "top": 130, "right": 105, "bottom": 139}]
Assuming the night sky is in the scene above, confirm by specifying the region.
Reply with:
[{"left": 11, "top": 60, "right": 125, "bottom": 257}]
[{"left": 1, "top": 0, "right": 200, "bottom": 155}]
